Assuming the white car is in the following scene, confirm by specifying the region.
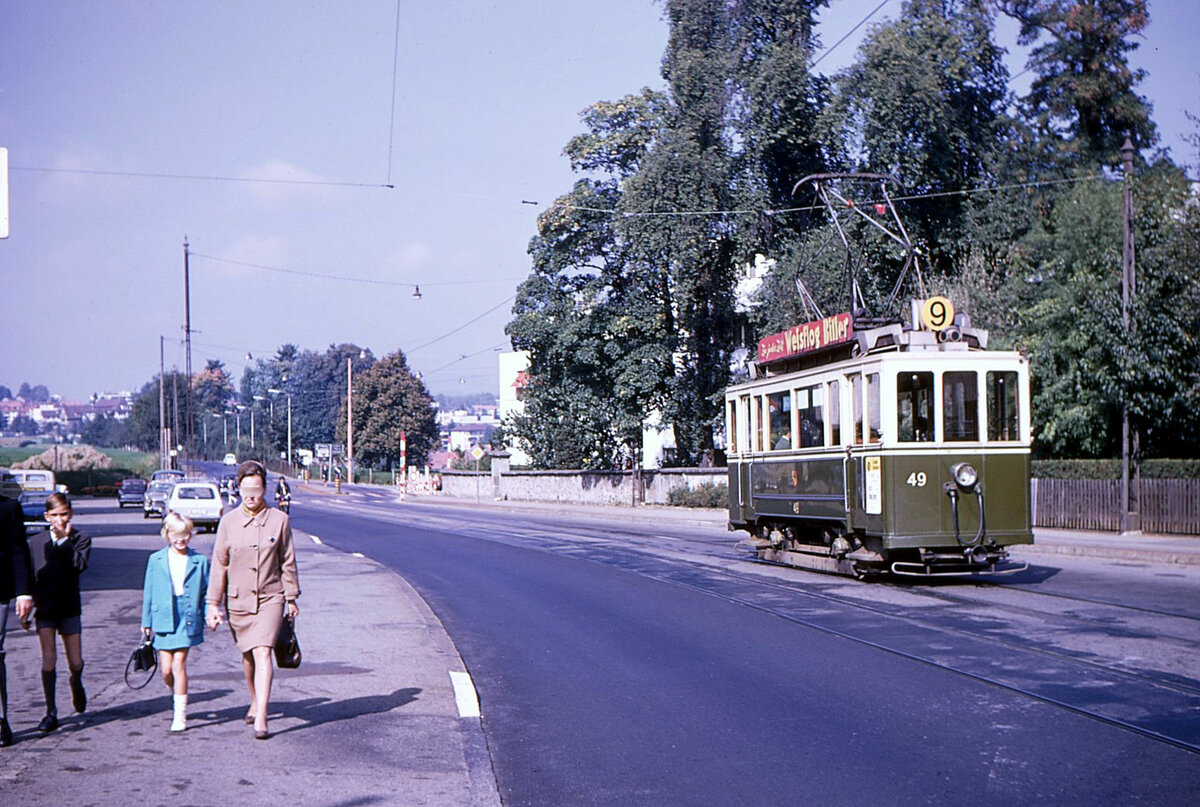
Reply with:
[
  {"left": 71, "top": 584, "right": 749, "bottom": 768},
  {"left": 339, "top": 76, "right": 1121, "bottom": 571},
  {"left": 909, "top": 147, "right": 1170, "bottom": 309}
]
[
  {"left": 165, "top": 481, "right": 224, "bottom": 532},
  {"left": 223, "top": 453, "right": 238, "bottom": 466}
]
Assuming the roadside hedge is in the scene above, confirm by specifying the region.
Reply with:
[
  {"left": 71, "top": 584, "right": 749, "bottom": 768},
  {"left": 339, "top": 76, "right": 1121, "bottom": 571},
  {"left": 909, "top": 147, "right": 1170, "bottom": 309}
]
[
  {"left": 667, "top": 481, "right": 728, "bottom": 508},
  {"left": 1031, "top": 459, "right": 1200, "bottom": 480}
]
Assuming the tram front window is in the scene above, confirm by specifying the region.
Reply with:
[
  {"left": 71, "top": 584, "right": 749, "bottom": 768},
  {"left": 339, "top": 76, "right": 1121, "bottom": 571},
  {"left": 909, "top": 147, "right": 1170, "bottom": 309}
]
[
  {"left": 897, "top": 372, "right": 934, "bottom": 442},
  {"left": 987, "top": 371, "right": 1021, "bottom": 441},
  {"left": 944, "top": 371, "right": 979, "bottom": 441},
  {"left": 768, "top": 391, "right": 792, "bottom": 450}
]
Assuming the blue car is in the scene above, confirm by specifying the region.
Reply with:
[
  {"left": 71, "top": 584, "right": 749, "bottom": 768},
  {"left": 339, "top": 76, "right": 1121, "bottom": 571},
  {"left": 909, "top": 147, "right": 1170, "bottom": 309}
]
[{"left": 18, "top": 489, "right": 50, "bottom": 533}]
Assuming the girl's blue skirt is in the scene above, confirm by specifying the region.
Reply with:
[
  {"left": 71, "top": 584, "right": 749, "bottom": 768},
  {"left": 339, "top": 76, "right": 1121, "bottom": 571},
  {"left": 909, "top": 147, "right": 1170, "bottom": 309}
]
[{"left": 152, "top": 593, "right": 204, "bottom": 651}]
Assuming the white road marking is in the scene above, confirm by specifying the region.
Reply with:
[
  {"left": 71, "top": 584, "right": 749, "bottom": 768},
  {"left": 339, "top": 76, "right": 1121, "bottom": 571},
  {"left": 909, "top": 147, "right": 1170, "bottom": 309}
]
[
  {"left": 309, "top": 534, "right": 323, "bottom": 545},
  {"left": 449, "top": 670, "right": 481, "bottom": 718},
  {"left": 351, "top": 552, "right": 365, "bottom": 558}
]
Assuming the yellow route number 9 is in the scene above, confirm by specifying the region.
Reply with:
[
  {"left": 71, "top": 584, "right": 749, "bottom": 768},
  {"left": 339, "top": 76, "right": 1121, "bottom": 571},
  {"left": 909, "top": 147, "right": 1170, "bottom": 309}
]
[{"left": 920, "top": 296, "right": 955, "bottom": 332}]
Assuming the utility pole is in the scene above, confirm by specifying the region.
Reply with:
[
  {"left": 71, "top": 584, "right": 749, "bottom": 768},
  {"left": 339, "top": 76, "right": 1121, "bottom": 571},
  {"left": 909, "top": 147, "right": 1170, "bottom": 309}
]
[
  {"left": 159, "top": 336, "right": 167, "bottom": 469},
  {"left": 183, "top": 237, "right": 193, "bottom": 473},
  {"left": 347, "top": 356, "right": 354, "bottom": 484},
  {"left": 171, "top": 371, "right": 180, "bottom": 471},
  {"left": 1121, "top": 136, "right": 1140, "bottom": 534}
]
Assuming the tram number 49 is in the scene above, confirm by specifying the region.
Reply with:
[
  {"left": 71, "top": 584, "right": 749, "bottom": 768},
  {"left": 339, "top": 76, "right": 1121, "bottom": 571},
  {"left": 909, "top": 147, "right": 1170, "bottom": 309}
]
[{"left": 906, "top": 472, "right": 928, "bottom": 487}]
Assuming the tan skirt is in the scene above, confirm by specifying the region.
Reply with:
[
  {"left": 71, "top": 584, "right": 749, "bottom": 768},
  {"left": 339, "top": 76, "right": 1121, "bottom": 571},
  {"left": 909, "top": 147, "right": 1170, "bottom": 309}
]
[{"left": 227, "top": 596, "right": 284, "bottom": 653}]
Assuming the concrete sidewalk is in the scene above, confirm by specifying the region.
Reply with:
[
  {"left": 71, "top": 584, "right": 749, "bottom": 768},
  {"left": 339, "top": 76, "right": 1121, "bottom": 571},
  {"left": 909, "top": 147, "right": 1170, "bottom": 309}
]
[
  {"left": 398, "top": 489, "right": 1200, "bottom": 566},
  {"left": 0, "top": 499, "right": 499, "bottom": 806}
]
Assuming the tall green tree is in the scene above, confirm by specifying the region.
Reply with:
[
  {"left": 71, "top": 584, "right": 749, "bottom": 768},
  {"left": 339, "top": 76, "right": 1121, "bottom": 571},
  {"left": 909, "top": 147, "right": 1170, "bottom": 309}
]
[
  {"left": 124, "top": 371, "right": 188, "bottom": 454},
  {"left": 1020, "top": 159, "right": 1200, "bottom": 458},
  {"left": 996, "top": 0, "right": 1157, "bottom": 164},
  {"left": 336, "top": 350, "right": 437, "bottom": 469},
  {"left": 823, "top": 0, "right": 1011, "bottom": 279},
  {"left": 507, "top": 84, "right": 682, "bottom": 468}
]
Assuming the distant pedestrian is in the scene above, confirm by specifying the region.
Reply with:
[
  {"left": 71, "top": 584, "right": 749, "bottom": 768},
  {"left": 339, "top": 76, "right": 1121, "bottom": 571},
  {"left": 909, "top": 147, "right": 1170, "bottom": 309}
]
[
  {"left": 141, "top": 513, "right": 210, "bottom": 732},
  {"left": 206, "top": 461, "right": 300, "bottom": 740},
  {"left": 28, "top": 492, "right": 90, "bottom": 733},
  {"left": 0, "top": 490, "right": 35, "bottom": 746}
]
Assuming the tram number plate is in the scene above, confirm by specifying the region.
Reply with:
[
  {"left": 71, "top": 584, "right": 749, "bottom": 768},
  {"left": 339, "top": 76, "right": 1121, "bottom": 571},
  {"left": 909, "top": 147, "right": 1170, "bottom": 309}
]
[
  {"left": 906, "top": 472, "right": 927, "bottom": 487},
  {"left": 864, "top": 457, "right": 882, "bottom": 515}
]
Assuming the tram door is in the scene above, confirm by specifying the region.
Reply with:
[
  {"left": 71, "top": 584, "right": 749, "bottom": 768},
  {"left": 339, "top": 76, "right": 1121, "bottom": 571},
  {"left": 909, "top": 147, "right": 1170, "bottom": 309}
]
[{"left": 726, "top": 395, "right": 753, "bottom": 523}]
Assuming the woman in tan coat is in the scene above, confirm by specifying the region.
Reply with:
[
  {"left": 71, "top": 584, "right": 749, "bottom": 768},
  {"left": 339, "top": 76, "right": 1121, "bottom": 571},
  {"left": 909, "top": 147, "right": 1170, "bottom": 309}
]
[{"left": 206, "top": 461, "right": 299, "bottom": 739}]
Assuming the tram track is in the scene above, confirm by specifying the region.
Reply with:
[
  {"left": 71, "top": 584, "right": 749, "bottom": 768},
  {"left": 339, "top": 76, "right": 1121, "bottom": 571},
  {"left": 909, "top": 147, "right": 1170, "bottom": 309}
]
[
  {"left": 299, "top": 496, "right": 1200, "bottom": 755},
  {"left": 641, "top": 562, "right": 1200, "bottom": 756},
  {"left": 975, "top": 578, "right": 1200, "bottom": 623}
]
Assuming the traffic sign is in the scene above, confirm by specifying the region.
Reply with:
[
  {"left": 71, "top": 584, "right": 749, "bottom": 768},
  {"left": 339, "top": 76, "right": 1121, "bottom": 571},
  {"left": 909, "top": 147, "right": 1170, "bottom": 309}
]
[{"left": 470, "top": 445, "right": 485, "bottom": 461}]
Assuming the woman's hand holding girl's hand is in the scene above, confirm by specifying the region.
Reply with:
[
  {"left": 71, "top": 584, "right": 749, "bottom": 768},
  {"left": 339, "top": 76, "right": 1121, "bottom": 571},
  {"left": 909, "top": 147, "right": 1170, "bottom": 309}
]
[{"left": 206, "top": 604, "right": 223, "bottom": 630}]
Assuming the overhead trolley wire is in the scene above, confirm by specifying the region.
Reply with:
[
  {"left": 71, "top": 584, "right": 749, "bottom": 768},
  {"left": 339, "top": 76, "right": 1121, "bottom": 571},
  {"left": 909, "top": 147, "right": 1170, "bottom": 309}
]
[
  {"left": 189, "top": 252, "right": 518, "bottom": 288},
  {"left": 9, "top": 165, "right": 390, "bottom": 188},
  {"left": 385, "top": 0, "right": 403, "bottom": 188},
  {"left": 554, "top": 173, "right": 1105, "bottom": 220}
]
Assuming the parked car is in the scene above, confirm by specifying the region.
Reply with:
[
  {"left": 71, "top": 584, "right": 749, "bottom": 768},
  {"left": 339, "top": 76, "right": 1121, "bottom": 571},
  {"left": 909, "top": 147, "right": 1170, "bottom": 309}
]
[
  {"left": 9, "top": 469, "right": 61, "bottom": 493},
  {"left": 117, "top": 478, "right": 148, "bottom": 508},
  {"left": 144, "top": 480, "right": 175, "bottom": 518},
  {"left": 18, "top": 489, "right": 50, "bottom": 533},
  {"left": 165, "top": 481, "right": 224, "bottom": 532},
  {"left": 223, "top": 452, "right": 238, "bottom": 466}
]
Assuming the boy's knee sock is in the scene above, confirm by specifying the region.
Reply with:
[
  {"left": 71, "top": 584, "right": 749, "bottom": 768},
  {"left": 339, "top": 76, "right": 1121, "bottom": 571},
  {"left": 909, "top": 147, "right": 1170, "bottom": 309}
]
[
  {"left": 0, "top": 652, "right": 8, "bottom": 720},
  {"left": 41, "top": 669, "right": 56, "bottom": 716},
  {"left": 69, "top": 664, "right": 86, "bottom": 713}
]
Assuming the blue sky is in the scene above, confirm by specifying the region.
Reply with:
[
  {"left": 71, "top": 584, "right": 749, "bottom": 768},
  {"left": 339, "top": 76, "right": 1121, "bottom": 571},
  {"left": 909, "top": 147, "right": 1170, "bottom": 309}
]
[{"left": 1, "top": 0, "right": 1196, "bottom": 402}]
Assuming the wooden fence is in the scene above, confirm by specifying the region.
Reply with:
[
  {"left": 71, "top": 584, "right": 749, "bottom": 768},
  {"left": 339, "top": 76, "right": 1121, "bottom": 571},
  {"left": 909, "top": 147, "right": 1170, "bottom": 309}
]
[{"left": 1032, "top": 478, "right": 1200, "bottom": 535}]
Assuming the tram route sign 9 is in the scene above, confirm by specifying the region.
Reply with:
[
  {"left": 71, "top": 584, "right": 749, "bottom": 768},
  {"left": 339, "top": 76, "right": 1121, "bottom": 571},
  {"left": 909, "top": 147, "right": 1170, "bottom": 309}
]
[
  {"left": 920, "top": 296, "right": 955, "bottom": 331},
  {"left": 1, "top": 147, "right": 9, "bottom": 239}
]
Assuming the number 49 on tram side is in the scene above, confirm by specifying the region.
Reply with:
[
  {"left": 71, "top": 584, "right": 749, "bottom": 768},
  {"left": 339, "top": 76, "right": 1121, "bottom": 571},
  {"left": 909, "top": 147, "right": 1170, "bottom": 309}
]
[{"left": 725, "top": 298, "right": 1033, "bottom": 577}]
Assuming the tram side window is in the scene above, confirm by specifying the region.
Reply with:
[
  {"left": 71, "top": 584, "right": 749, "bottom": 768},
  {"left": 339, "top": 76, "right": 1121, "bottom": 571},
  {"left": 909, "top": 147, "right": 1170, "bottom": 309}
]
[
  {"left": 753, "top": 395, "right": 764, "bottom": 451},
  {"left": 796, "top": 385, "right": 824, "bottom": 448},
  {"left": 768, "top": 391, "right": 792, "bottom": 450},
  {"left": 866, "top": 373, "right": 881, "bottom": 442},
  {"left": 850, "top": 373, "right": 864, "bottom": 444},
  {"left": 987, "top": 371, "right": 1021, "bottom": 441},
  {"left": 897, "top": 372, "right": 935, "bottom": 442},
  {"left": 829, "top": 380, "right": 841, "bottom": 445},
  {"left": 943, "top": 371, "right": 979, "bottom": 441},
  {"left": 727, "top": 400, "right": 738, "bottom": 454}
]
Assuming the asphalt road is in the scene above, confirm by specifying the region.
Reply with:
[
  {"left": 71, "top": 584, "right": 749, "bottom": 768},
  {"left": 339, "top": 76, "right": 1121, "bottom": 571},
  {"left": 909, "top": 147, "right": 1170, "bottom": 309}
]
[{"left": 291, "top": 492, "right": 1200, "bottom": 806}]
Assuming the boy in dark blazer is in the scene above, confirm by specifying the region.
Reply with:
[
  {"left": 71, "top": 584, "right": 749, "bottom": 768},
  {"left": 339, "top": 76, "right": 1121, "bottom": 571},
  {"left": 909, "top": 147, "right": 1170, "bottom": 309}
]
[{"left": 28, "top": 493, "right": 90, "bottom": 733}]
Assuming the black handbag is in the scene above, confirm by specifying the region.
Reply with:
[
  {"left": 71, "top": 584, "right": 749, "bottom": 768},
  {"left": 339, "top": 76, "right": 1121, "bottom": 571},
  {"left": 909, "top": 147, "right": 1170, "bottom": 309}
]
[
  {"left": 274, "top": 615, "right": 302, "bottom": 669},
  {"left": 124, "top": 634, "right": 158, "bottom": 689}
]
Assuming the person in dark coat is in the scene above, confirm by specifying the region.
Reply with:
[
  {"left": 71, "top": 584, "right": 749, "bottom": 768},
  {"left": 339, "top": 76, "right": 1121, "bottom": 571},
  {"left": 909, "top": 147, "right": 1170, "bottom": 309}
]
[
  {"left": 28, "top": 492, "right": 90, "bottom": 733},
  {"left": 0, "top": 491, "right": 34, "bottom": 746}
]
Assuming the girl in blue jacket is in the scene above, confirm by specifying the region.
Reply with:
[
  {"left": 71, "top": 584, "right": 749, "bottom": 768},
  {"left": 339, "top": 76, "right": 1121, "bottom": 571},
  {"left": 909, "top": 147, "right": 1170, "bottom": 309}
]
[{"left": 141, "top": 513, "right": 210, "bottom": 732}]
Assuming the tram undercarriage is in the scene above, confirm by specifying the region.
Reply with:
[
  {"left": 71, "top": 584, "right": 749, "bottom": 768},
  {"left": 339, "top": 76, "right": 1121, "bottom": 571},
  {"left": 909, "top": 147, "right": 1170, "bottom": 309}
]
[{"left": 733, "top": 521, "right": 1027, "bottom": 578}]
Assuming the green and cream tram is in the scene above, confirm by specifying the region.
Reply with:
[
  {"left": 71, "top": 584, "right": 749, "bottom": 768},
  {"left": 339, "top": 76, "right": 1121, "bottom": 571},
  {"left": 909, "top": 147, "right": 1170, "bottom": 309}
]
[{"left": 726, "top": 300, "right": 1033, "bottom": 577}]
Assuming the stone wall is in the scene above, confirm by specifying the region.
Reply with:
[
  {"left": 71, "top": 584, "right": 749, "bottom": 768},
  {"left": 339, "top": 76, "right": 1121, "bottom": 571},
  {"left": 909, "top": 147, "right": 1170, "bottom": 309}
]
[{"left": 440, "top": 467, "right": 727, "bottom": 505}]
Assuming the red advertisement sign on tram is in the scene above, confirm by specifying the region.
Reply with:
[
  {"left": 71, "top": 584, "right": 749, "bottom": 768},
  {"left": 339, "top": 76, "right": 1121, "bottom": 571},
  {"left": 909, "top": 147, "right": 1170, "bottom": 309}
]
[{"left": 756, "top": 312, "right": 854, "bottom": 365}]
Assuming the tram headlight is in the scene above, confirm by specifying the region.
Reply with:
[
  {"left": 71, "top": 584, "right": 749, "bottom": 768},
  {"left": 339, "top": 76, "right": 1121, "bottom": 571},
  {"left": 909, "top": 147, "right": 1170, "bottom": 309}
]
[{"left": 951, "top": 462, "right": 979, "bottom": 492}]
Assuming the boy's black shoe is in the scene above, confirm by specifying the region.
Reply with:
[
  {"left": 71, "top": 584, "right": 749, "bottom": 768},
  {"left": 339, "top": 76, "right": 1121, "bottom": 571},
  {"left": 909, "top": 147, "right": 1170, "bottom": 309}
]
[
  {"left": 37, "top": 713, "right": 58, "bottom": 733},
  {"left": 0, "top": 718, "right": 12, "bottom": 746}
]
